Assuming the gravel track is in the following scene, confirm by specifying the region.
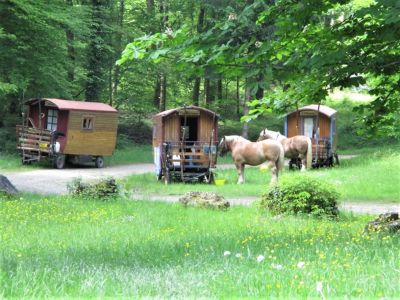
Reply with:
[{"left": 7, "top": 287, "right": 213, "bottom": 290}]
[{"left": 2, "top": 160, "right": 398, "bottom": 215}]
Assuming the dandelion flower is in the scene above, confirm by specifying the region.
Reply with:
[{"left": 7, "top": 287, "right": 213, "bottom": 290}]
[
  {"left": 256, "top": 255, "right": 265, "bottom": 262},
  {"left": 224, "top": 251, "right": 231, "bottom": 256},
  {"left": 316, "top": 281, "right": 323, "bottom": 292},
  {"left": 271, "top": 263, "right": 283, "bottom": 270},
  {"left": 297, "top": 261, "right": 305, "bottom": 269}
]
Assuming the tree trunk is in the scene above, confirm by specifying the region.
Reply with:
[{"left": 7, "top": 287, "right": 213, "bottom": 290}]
[
  {"left": 65, "top": 0, "right": 75, "bottom": 83},
  {"left": 156, "top": 0, "right": 168, "bottom": 111},
  {"left": 85, "top": 0, "right": 108, "bottom": 101},
  {"left": 159, "top": 74, "right": 166, "bottom": 111},
  {"left": 110, "top": 0, "right": 125, "bottom": 106},
  {"left": 191, "top": 6, "right": 205, "bottom": 106},
  {"left": 153, "top": 76, "right": 161, "bottom": 108},
  {"left": 217, "top": 78, "right": 223, "bottom": 100},
  {"left": 192, "top": 77, "right": 201, "bottom": 106},
  {"left": 255, "top": 74, "right": 264, "bottom": 100},
  {"left": 236, "top": 77, "right": 240, "bottom": 117},
  {"left": 241, "top": 86, "right": 251, "bottom": 139},
  {"left": 146, "top": 0, "right": 154, "bottom": 13},
  {"left": 204, "top": 77, "right": 212, "bottom": 106}
]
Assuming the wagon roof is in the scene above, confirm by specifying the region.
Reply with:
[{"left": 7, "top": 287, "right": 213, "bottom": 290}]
[
  {"left": 287, "top": 104, "right": 337, "bottom": 117},
  {"left": 154, "top": 105, "right": 219, "bottom": 119},
  {"left": 26, "top": 98, "right": 118, "bottom": 113}
]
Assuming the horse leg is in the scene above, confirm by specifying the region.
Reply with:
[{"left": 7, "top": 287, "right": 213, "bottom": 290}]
[
  {"left": 236, "top": 163, "right": 245, "bottom": 184},
  {"left": 299, "top": 154, "right": 306, "bottom": 172},
  {"left": 268, "top": 161, "right": 278, "bottom": 185}
]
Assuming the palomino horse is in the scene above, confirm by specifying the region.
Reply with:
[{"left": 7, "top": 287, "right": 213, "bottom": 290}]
[
  {"left": 219, "top": 135, "right": 284, "bottom": 185},
  {"left": 258, "top": 128, "right": 312, "bottom": 171}
]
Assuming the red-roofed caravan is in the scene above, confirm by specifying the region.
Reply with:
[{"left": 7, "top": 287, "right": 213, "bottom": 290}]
[{"left": 16, "top": 98, "right": 118, "bottom": 168}]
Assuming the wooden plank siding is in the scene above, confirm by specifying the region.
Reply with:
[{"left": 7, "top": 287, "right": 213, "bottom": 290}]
[
  {"left": 287, "top": 114, "right": 299, "bottom": 137},
  {"left": 63, "top": 111, "right": 118, "bottom": 156},
  {"left": 317, "top": 115, "right": 330, "bottom": 140},
  {"left": 287, "top": 112, "right": 331, "bottom": 140},
  {"left": 198, "top": 111, "right": 217, "bottom": 142},
  {"left": 152, "top": 115, "right": 163, "bottom": 147},
  {"left": 163, "top": 113, "right": 180, "bottom": 143}
]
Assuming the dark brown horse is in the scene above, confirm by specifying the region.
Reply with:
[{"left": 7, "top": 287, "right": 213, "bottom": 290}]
[
  {"left": 219, "top": 135, "right": 284, "bottom": 185},
  {"left": 258, "top": 128, "right": 312, "bottom": 170}
]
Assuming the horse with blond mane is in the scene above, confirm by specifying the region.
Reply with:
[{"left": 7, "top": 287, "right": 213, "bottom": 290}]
[
  {"left": 258, "top": 128, "right": 312, "bottom": 171},
  {"left": 219, "top": 135, "right": 284, "bottom": 185}
]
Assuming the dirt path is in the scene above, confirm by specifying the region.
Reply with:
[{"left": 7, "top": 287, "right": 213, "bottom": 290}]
[
  {"left": 2, "top": 163, "right": 155, "bottom": 194},
  {"left": 132, "top": 194, "right": 399, "bottom": 215},
  {"left": 2, "top": 157, "right": 398, "bottom": 215}
]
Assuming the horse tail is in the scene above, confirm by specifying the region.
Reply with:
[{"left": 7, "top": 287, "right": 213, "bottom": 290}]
[
  {"left": 306, "top": 137, "right": 312, "bottom": 169},
  {"left": 277, "top": 142, "right": 285, "bottom": 172}
]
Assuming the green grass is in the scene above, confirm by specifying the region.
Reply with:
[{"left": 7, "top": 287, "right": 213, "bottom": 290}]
[
  {"left": 0, "top": 153, "right": 47, "bottom": 171},
  {"left": 105, "top": 144, "right": 153, "bottom": 165},
  {"left": 124, "top": 148, "right": 400, "bottom": 202},
  {"left": 0, "top": 145, "right": 154, "bottom": 171},
  {"left": 1, "top": 196, "right": 399, "bottom": 298}
]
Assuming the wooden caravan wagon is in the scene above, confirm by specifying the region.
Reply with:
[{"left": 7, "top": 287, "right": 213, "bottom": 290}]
[
  {"left": 285, "top": 104, "right": 338, "bottom": 168},
  {"left": 153, "top": 106, "right": 218, "bottom": 184},
  {"left": 16, "top": 98, "right": 118, "bottom": 168}
]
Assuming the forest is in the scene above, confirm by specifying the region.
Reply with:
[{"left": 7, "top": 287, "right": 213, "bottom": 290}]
[{"left": 0, "top": 0, "right": 399, "bottom": 152}]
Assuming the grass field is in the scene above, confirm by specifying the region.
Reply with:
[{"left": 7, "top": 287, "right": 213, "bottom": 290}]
[
  {"left": 1, "top": 196, "right": 399, "bottom": 298},
  {"left": 124, "top": 147, "right": 400, "bottom": 203},
  {"left": 0, "top": 145, "right": 154, "bottom": 171}
]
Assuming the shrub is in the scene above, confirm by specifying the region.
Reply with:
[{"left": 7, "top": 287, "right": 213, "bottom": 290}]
[
  {"left": 260, "top": 175, "right": 339, "bottom": 218},
  {"left": 67, "top": 177, "right": 119, "bottom": 200}
]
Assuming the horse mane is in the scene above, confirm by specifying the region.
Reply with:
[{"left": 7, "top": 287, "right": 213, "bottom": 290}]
[
  {"left": 224, "top": 135, "right": 247, "bottom": 143},
  {"left": 262, "top": 129, "right": 286, "bottom": 140}
]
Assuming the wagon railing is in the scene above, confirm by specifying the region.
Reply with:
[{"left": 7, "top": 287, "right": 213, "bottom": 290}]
[
  {"left": 16, "top": 125, "right": 53, "bottom": 163},
  {"left": 162, "top": 141, "right": 218, "bottom": 183}
]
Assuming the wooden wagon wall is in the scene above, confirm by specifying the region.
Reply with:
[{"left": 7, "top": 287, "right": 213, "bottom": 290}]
[
  {"left": 198, "top": 111, "right": 218, "bottom": 142},
  {"left": 28, "top": 105, "right": 69, "bottom": 151},
  {"left": 63, "top": 111, "right": 118, "bottom": 156},
  {"left": 287, "top": 113, "right": 331, "bottom": 139},
  {"left": 163, "top": 113, "right": 180, "bottom": 143},
  {"left": 153, "top": 110, "right": 218, "bottom": 146}
]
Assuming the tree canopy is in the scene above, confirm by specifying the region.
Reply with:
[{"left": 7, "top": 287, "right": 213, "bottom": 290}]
[{"left": 0, "top": 0, "right": 399, "bottom": 152}]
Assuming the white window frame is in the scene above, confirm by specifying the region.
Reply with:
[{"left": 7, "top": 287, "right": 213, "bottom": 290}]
[{"left": 46, "top": 109, "right": 58, "bottom": 131}]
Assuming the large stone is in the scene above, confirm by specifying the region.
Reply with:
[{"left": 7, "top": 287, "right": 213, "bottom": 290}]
[
  {"left": 179, "top": 192, "right": 230, "bottom": 210},
  {"left": 0, "top": 175, "right": 18, "bottom": 195},
  {"left": 365, "top": 212, "right": 400, "bottom": 234}
]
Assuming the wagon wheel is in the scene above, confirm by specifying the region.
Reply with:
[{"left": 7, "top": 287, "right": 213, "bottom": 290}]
[
  {"left": 95, "top": 156, "right": 104, "bottom": 168},
  {"left": 54, "top": 154, "right": 66, "bottom": 169}
]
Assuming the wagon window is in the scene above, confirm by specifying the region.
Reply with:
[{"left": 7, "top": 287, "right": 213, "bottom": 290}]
[
  {"left": 46, "top": 109, "right": 58, "bottom": 131},
  {"left": 303, "top": 117, "right": 314, "bottom": 138},
  {"left": 82, "top": 117, "right": 94, "bottom": 130}
]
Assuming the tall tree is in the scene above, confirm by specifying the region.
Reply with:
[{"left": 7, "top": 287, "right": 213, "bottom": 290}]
[{"left": 85, "top": 0, "right": 111, "bottom": 101}]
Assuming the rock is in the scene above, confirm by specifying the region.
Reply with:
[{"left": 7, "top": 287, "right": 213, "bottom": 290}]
[
  {"left": 365, "top": 212, "right": 400, "bottom": 234},
  {"left": 179, "top": 192, "right": 230, "bottom": 210},
  {"left": 0, "top": 175, "right": 18, "bottom": 195},
  {"left": 387, "top": 220, "right": 400, "bottom": 233},
  {"left": 377, "top": 212, "right": 399, "bottom": 223}
]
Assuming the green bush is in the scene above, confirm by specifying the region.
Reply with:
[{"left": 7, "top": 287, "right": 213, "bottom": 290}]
[
  {"left": 260, "top": 175, "right": 340, "bottom": 218},
  {"left": 67, "top": 177, "right": 119, "bottom": 200}
]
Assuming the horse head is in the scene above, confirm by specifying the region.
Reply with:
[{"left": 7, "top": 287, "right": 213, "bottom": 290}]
[
  {"left": 258, "top": 128, "right": 272, "bottom": 141},
  {"left": 218, "top": 136, "right": 229, "bottom": 157}
]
